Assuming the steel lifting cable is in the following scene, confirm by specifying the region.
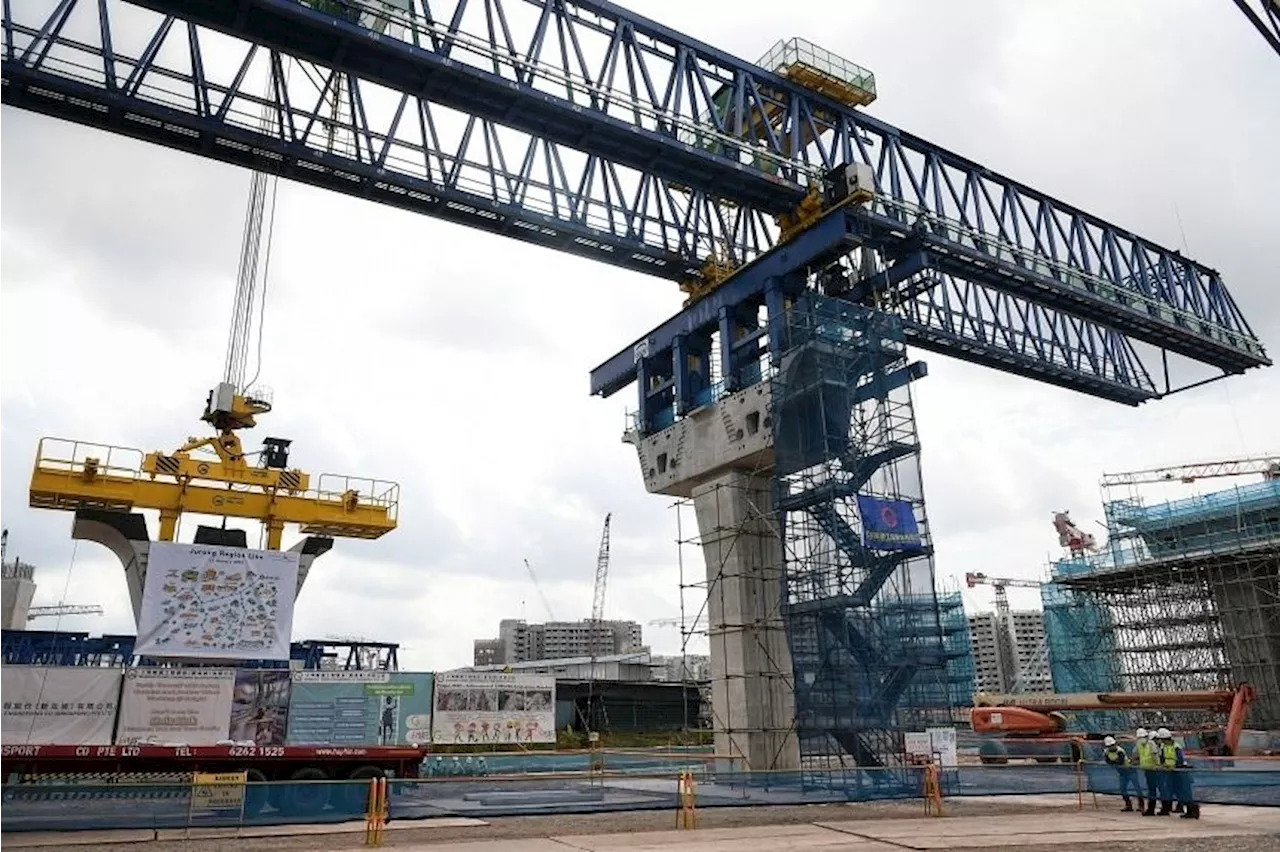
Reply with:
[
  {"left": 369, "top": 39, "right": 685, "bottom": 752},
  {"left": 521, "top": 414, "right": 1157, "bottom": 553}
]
[{"left": 223, "top": 59, "right": 286, "bottom": 393}]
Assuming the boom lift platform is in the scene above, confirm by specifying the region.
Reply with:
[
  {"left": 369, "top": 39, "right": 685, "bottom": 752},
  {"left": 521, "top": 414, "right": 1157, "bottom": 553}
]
[{"left": 971, "top": 684, "right": 1256, "bottom": 761}]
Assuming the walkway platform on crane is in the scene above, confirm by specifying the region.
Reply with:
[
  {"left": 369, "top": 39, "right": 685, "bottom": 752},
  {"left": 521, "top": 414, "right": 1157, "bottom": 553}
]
[
  {"left": 28, "top": 438, "right": 398, "bottom": 542},
  {"left": 760, "top": 39, "right": 877, "bottom": 108}
]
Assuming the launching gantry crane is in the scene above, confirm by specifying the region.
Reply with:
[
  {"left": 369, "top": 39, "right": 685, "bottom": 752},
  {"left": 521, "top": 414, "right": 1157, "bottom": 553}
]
[{"left": 28, "top": 107, "right": 398, "bottom": 552}]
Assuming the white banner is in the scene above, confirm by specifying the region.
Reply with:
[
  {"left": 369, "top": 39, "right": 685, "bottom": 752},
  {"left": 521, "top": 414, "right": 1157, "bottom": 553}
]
[
  {"left": 116, "top": 668, "right": 236, "bottom": 745},
  {"left": 432, "top": 671, "right": 555, "bottom": 744},
  {"left": 1, "top": 666, "right": 120, "bottom": 745},
  {"left": 136, "top": 542, "right": 299, "bottom": 661}
]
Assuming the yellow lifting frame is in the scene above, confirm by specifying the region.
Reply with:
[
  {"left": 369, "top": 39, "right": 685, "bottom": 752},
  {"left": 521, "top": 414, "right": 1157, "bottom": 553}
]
[{"left": 29, "top": 438, "right": 398, "bottom": 550}]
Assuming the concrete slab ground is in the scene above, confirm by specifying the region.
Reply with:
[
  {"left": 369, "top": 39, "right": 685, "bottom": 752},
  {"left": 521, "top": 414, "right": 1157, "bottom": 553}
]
[
  {"left": 383, "top": 810, "right": 1280, "bottom": 852},
  {"left": 1, "top": 817, "right": 489, "bottom": 848},
  {"left": 5, "top": 799, "right": 1278, "bottom": 851}
]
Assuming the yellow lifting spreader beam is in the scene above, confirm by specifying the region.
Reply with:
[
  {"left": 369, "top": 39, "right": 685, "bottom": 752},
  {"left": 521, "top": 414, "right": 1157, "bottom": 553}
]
[{"left": 29, "top": 386, "right": 398, "bottom": 551}]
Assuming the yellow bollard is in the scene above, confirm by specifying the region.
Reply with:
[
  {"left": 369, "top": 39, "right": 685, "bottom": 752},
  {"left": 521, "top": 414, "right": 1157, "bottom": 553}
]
[
  {"left": 675, "top": 770, "right": 698, "bottom": 829},
  {"left": 365, "top": 776, "right": 388, "bottom": 846},
  {"left": 922, "top": 763, "right": 944, "bottom": 817}
]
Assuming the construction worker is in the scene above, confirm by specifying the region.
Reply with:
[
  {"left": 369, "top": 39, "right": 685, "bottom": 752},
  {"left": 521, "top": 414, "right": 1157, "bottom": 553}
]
[
  {"left": 1135, "top": 727, "right": 1160, "bottom": 815},
  {"left": 1103, "top": 735, "right": 1138, "bottom": 811},
  {"left": 1156, "top": 728, "right": 1199, "bottom": 819}
]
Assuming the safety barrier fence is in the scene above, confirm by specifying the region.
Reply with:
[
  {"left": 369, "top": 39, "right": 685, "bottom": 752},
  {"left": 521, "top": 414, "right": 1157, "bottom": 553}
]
[{"left": 2, "top": 760, "right": 1276, "bottom": 833}]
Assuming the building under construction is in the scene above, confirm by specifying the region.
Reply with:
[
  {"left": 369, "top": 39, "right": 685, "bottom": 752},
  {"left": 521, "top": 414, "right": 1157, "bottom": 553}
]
[{"left": 1044, "top": 458, "right": 1280, "bottom": 730}]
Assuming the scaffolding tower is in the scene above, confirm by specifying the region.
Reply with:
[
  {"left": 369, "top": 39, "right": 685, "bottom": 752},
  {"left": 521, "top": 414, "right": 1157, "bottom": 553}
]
[
  {"left": 1048, "top": 462, "right": 1280, "bottom": 729},
  {"left": 771, "top": 294, "right": 949, "bottom": 776}
]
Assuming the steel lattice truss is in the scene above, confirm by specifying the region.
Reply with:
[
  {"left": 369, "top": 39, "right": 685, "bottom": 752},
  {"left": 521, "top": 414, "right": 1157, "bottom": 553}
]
[
  {"left": 1, "top": 0, "right": 1269, "bottom": 415},
  {"left": 1231, "top": 0, "right": 1280, "bottom": 56},
  {"left": 1101, "top": 455, "right": 1280, "bottom": 487}
]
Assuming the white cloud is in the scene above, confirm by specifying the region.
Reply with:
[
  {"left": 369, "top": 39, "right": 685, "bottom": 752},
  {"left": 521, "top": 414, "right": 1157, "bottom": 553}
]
[{"left": 3, "top": 0, "right": 1276, "bottom": 670}]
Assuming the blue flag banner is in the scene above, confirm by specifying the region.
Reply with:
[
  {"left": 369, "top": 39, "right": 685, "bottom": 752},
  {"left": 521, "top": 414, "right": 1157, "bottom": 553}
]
[{"left": 856, "top": 495, "right": 924, "bottom": 551}]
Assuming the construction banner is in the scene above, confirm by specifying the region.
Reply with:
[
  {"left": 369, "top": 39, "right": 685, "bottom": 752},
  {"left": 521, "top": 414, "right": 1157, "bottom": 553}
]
[
  {"left": 286, "top": 671, "right": 433, "bottom": 746},
  {"left": 855, "top": 494, "right": 924, "bottom": 551},
  {"left": 1, "top": 666, "right": 120, "bottom": 745},
  {"left": 431, "top": 671, "right": 555, "bottom": 744},
  {"left": 135, "top": 542, "right": 299, "bottom": 661},
  {"left": 116, "top": 668, "right": 236, "bottom": 745}
]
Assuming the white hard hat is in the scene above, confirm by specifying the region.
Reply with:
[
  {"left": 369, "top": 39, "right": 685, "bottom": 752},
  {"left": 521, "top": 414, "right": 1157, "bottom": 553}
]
[
  {"left": 1103, "top": 736, "right": 1117, "bottom": 746},
  {"left": 1156, "top": 727, "right": 1172, "bottom": 739},
  {"left": 1135, "top": 727, "right": 1148, "bottom": 739}
]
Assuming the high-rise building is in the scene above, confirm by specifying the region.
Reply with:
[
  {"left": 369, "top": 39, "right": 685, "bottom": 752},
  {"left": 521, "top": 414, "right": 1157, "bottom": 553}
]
[
  {"left": 967, "top": 609, "right": 1051, "bottom": 694},
  {"left": 473, "top": 618, "right": 644, "bottom": 666}
]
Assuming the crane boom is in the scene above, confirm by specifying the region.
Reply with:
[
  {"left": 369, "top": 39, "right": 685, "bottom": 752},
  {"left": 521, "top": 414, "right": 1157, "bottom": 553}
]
[
  {"left": 27, "top": 604, "right": 104, "bottom": 620},
  {"left": 971, "top": 684, "right": 1256, "bottom": 755},
  {"left": 1101, "top": 455, "right": 1280, "bottom": 487},
  {"left": 522, "top": 558, "right": 557, "bottom": 622}
]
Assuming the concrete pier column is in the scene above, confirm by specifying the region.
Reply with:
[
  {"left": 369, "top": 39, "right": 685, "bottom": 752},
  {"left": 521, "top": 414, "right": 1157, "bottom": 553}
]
[
  {"left": 693, "top": 470, "right": 799, "bottom": 771},
  {"left": 626, "top": 382, "right": 799, "bottom": 771},
  {"left": 1, "top": 565, "right": 37, "bottom": 630}
]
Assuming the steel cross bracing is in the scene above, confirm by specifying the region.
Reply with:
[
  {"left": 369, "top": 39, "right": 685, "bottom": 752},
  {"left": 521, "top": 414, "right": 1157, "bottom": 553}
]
[
  {"left": 1, "top": 0, "right": 1270, "bottom": 419},
  {"left": 1231, "top": 0, "right": 1280, "bottom": 56}
]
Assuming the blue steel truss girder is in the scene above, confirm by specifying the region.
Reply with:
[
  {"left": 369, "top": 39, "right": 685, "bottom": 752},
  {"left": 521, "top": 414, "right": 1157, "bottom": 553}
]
[
  {"left": 1, "top": 0, "right": 1266, "bottom": 391},
  {"left": 149, "top": 0, "right": 1270, "bottom": 365},
  {"left": 129, "top": 0, "right": 809, "bottom": 214},
  {"left": 0, "top": 37, "right": 702, "bottom": 279},
  {"left": 1231, "top": 0, "right": 1280, "bottom": 55}
]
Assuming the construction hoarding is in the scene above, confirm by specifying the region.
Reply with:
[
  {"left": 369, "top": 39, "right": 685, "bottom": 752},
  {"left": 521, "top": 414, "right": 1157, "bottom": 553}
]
[
  {"left": 432, "top": 671, "right": 555, "bottom": 744},
  {"left": 135, "top": 543, "right": 299, "bottom": 661},
  {"left": 286, "top": 671, "right": 433, "bottom": 746},
  {"left": 1, "top": 666, "right": 120, "bottom": 745},
  {"left": 116, "top": 668, "right": 236, "bottom": 745}
]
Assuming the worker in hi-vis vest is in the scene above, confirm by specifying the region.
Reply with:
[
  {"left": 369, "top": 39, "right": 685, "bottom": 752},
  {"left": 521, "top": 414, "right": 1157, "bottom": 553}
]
[
  {"left": 1103, "top": 735, "right": 1139, "bottom": 812},
  {"left": 1155, "top": 727, "right": 1199, "bottom": 819},
  {"left": 1134, "top": 727, "right": 1160, "bottom": 815}
]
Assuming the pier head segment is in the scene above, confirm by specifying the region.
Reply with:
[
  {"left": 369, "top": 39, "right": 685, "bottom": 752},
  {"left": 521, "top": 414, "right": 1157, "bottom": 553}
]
[
  {"left": 611, "top": 290, "right": 948, "bottom": 773},
  {"left": 70, "top": 509, "right": 333, "bottom": 624}
]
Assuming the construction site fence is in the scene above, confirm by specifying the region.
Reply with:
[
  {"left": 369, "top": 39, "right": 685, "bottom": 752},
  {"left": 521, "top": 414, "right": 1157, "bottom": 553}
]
[{"left": 2, "top": 760, "right": 1276, "bottom": 833}]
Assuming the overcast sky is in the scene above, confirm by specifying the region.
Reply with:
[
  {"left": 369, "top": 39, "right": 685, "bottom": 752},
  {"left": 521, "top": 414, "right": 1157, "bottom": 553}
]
[{"left": 2, "top": 0, "right": 1277, "bottom": 671}]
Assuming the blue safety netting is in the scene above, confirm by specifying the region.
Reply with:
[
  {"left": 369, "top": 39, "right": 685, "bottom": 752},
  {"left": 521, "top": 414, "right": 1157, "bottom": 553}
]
[
  {"left": 2, "top": 760, "right": 1275, "bottom": 833},
  {"left": 1082, "top": 761, "right": 1280, "bottom": 807}
]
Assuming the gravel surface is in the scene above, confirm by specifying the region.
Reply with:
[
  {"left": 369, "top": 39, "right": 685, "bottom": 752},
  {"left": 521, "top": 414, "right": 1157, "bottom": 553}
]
[{"left": 11, "top": 800, "right": 1279, "bottom": 852}]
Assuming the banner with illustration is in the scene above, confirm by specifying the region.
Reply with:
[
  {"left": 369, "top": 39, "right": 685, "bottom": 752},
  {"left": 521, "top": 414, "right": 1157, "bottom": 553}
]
[
  {"left": 135, "top": 543, "right": 298, "bottom": 661},
  {"left": 285, "top": 671, "right": 433, "bottom": 746},
  {"left": 431, "top": 671, "right": 555, "bottom": 744},
  {"left": 1, "top": 666, "right": 121, "bottom": 745}
]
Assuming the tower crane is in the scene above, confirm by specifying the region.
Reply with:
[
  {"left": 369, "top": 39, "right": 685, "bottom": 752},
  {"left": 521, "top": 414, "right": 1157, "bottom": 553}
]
[
  {"left": 1101, "top": 455, "right": 1280, "bottom": 488},
  {"left": 964, "top": 571, "right": 1052, "bottom": 693},
  {"left": 964, "top": 572, "right": 1044, "bottom": 624},
  {"left": 584, "top": 513, "right": 612, "bottom": 734},
  {"left": 27, "top": 605, "right": 104, "bottom": 621}
]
